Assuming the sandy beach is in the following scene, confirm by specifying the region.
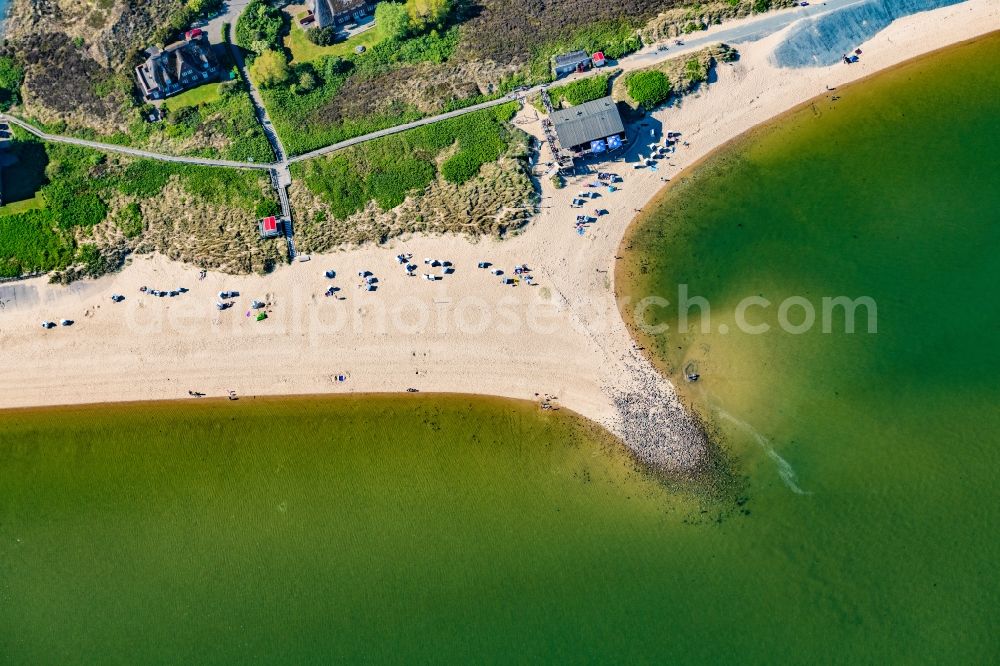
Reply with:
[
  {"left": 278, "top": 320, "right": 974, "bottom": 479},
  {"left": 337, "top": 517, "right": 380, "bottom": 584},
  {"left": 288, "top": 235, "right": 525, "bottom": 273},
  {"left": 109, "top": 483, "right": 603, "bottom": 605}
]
[{"left": 1, "top": 0, "right": 996, "bottom": 472}]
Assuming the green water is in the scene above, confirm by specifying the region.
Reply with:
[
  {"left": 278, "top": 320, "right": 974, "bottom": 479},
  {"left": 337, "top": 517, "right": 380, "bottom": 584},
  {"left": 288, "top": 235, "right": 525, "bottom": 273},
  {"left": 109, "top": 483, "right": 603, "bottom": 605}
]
[
  {"left": 1, "top": 397, "right": 702, "bottom": 663},
  {"left": 3, "top": 37, "right": 1000, "bottom": 663},
  {"left": 619, "top": 33, "right": 1000, "bottom": 659}
]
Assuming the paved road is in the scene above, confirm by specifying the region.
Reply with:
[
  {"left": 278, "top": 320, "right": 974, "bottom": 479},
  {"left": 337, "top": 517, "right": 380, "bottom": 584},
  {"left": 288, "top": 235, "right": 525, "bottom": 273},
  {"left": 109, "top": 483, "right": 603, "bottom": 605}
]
[
  {"left": 287, "top": 0, "right": 867, "bottom": 164},
  {"left": 2, "top": 2, "right": 865, "bottom": 172},
  {"left": 198, "top": 0, "right": 252, "bottom": 43},
  {"left": 627, "top": 0, "right": 866, "bottom": 66}
]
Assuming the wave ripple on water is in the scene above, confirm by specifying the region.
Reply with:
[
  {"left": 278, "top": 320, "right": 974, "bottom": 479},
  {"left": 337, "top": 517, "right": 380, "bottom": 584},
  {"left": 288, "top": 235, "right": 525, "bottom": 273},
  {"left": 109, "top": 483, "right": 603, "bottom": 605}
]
[{"left": 716, "top": 408, "right": 812, "bottom": 495}]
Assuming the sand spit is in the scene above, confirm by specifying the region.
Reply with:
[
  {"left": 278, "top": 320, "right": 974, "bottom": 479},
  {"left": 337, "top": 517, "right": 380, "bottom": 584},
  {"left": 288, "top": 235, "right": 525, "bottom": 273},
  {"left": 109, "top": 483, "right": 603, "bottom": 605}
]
[{"left": 0, "top": 0, "right": 996, "bottom": 474}]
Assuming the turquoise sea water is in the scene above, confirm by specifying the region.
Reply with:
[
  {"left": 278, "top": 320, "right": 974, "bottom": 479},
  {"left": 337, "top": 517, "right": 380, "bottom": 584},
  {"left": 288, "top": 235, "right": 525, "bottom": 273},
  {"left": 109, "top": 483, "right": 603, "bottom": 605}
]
[{"left": 2, "top": 35, "right": 999, "bottom": 663}]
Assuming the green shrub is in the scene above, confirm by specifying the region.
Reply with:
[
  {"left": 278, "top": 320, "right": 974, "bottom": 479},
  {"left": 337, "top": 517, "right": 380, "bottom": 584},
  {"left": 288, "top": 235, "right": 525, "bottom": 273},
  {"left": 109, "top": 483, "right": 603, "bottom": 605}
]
[
  {"left": 255, "top": 199, "right": 281, "bottom": 218},
  {"left": 76, "top": 243, "right": 108, "bottom": 275},
  {"left": 40, "top": 180, "right": 108, "bottom": 229},
  {"left": 548, "top": 74, "right": 611, "bottom": 107},
  {"left": 296, "top": 71, "right": 317, "bottom": 93},
  {"left": 406, "top": 0, "right": 453, "bottom": 33},
  {"left": 117, "top": 202, "right": 144, "bottom": 238},
  {"left": 0, "top": 56, "right": 25, "bottom": 110},
  {"left": 188, "top": 0, "right": 223, "bottom": 17},
  {"left": 250, "top": 49, "right": 290, "bottom": 87},
  {"left": 440, "top": 151, "right": 484, "bottom": 184},
  {"left": 301, "top": 155, "right": 368, "bottom": 219},
  {"left": 118, "top": 161, "right": 174, "bottom": 198},
  {"left": 368, "top": 157, "right": 435, "bottom": 209},
  {"left": 626, "top": 70, "right": 672, "bottom": 109},
  {"left": 306, "top": 26, "right": 339, "bottom": 47},
  {"left": 0, "top": 209, "right": 74, "bottom": 277},
  {"left": 685, "top": 57, "right": 709, "bottom": 84}
]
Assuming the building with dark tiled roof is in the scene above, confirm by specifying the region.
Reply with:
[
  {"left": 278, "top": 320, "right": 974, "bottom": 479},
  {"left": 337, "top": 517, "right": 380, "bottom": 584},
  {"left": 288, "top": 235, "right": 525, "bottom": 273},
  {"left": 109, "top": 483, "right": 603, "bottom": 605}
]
[
  {"left": 307, "top": 0, "right": 377, "bottom": 29},
  {"left": 135, "top": 31, "right": 221, "bottom": 101}
]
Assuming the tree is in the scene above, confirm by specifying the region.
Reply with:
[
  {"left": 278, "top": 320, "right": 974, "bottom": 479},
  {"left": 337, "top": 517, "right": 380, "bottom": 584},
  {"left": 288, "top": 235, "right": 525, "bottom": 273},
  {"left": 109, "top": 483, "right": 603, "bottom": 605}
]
[
  {"left": 188, "top": 0, "right": 223, "bottom": 17},
  {"left": 250, "top": 49, "right": 290, "bottom": 87},
  {"left": 0, "top": 56, "right": 24, "bottom": 111},
  {"left": 319, "top": 55, "right": 350, "bottom": 80},
  {"left": 626, "top": 70, "right": 672, "bottom": 110},
  {"left": 297, "top": 71, "right": 317, "bottom": 93},
  {"left": 405, "top": 0, "right": 451, "bottom": 33},
  {"left": 236, "top": 0, "right": 285, "bottom": 54},
  {"left": 376, "top": 1, "right": 411, "bottom": 41}
]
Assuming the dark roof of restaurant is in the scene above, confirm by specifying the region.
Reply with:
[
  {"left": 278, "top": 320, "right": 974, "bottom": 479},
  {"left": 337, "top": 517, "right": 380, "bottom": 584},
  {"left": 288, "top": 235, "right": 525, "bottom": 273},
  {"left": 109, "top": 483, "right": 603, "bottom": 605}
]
[
  {"left": 550, "top": 96, "right": 625, "bottom": 148},
  {"left": 553, "top": 50, "right": 590, "bottom": 67}
]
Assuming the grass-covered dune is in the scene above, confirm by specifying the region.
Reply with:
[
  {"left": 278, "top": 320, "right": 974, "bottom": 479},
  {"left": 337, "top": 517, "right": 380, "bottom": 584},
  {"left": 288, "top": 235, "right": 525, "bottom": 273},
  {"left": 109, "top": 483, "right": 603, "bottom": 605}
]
[
  {"left": 0, "top": 130, "right": 280, "bottom": 280},
  {"left": 296, "top": 103, "right": 519, "bottom": 217},
  {"left": 290, "top": 102, "right": 536, "bottom": 250}
]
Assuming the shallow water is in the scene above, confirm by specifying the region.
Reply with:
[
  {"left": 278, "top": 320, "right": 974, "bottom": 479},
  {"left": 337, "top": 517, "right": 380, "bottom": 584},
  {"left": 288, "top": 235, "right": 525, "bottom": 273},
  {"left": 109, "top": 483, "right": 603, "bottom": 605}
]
[
  {"left": 2, "top": 35, "right": 1000, "bottom": 663},
  {"left": 619, "top": 31, "right": 1000, "bottom": 658},
  {"left": 1, "top": 396, "right": 703, "bottom": 663}
]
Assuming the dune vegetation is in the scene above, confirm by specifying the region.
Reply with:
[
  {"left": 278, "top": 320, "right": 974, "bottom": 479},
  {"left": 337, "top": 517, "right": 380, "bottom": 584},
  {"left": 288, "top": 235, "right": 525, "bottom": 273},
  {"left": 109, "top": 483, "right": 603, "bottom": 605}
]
[
  {"left": 0, "top": 130, "right": 279, "bottom": 280},
  {"left": 616, "top": 44, "right": 738, "bottom": 110},
  {"left": 294, "top": 102, "right": 522, "bottom": 219},
  {"left": 542, "top": 73, "right": 614, "bottom": 110},
  {"left": 290, "top": 102, "right": 535, "bottom": 251}
]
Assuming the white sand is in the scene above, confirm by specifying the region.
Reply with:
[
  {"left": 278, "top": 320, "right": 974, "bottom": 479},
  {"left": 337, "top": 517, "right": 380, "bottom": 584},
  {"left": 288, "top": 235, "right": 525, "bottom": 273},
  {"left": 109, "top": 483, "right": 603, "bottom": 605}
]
[{"left": 1, "top": 0, "right": 996, "bottom": 471}]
